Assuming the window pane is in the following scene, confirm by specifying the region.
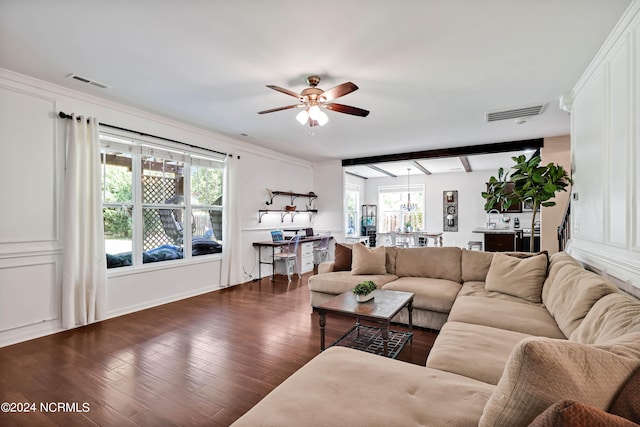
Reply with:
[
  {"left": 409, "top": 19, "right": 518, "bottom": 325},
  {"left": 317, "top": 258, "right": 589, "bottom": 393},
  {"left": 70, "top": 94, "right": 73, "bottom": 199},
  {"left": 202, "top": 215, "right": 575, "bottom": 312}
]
[
  {"left": 143, "top": 207, "right": 184, "bottom": 264},
  {"left": 101, "top": 151, "right": 132, "bottom": 203},
  {"left": 192, "top": 208, "right": 223, "bottom": 257},
  {"left": 378, "top": 187, "right": 424, "bottom": 233},
  {"left": 104, "top": 206, "right": 132, "bottom": 269},
  {"left": 191, "top": 165, "right": 222, "bottom": 206},
  {"left": 141, "top": 156, "right": 185, "bottom": 204}
]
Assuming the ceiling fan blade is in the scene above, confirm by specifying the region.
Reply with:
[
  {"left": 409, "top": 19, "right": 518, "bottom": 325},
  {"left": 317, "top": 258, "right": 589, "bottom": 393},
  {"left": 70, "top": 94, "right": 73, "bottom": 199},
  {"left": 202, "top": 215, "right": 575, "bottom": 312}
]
[
  {"left": 321, "top": 82, "right": 358, "bottom": 101},
  {"left": 258, "top": 104, "right": 301, "bottom": 114},
  {"left": 324, "top": 103, "right": 370, "bottom": 117},
  {"left": 266, "top": 85, "right": 302, "bottom": 99}
]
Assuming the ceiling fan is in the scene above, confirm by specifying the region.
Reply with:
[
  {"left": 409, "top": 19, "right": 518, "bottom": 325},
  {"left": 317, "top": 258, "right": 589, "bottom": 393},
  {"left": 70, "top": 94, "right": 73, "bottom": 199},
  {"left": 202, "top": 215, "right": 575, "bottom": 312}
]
[{"left": 258, "top": 75, "right": 370, "bottom": 127}]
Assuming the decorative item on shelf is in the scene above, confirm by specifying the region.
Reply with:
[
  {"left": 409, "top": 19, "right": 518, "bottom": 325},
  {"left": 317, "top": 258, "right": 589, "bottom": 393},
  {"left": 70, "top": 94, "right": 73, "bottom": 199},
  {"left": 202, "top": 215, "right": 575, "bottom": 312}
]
[
  {"left": 285, "top": 205, "right": 296, "bottom": 211},
  {"left": 443, "top": 190, "right": 458, "bottom": 232},
  {"left": 352, "top": 280, "right": 376, "bottom": 303}
]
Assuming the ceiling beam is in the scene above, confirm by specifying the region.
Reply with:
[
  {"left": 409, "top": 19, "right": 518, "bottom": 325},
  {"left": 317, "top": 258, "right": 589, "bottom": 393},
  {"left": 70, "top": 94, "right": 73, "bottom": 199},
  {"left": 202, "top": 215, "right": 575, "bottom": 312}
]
[
  {"left": 459, "top": 156, "right": 472, "bottom": 172},
  {"left": 367, "top": 165, "right": 397, "bottom": 178},
  {"left": 411, "top": 160, "right": 432, "bottom": 175},
  {"left": 345, "top": 171, "right": 368, "bottom": 180},
  {"left": 341, "top": 138, "right": 544, "bottom": 167}
]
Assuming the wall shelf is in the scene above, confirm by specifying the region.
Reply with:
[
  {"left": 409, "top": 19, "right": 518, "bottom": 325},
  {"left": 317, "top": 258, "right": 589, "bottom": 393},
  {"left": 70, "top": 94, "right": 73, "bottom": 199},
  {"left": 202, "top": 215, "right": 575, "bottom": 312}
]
[
  {"left": 260, "top": 190, "right": 318, "bottom": 223},
  {"left": 265, "top": 190, "right": 317, "bottom": 206},
  {"left": 258, "top": 209, "right": 318, "bottom": 223}
]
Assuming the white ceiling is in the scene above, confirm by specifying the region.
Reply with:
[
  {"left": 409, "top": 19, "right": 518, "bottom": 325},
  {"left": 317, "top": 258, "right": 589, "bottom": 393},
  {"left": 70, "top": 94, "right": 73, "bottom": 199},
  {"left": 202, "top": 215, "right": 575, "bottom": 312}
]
[{"left": 0, "top": 1, "right": 632, "bottom": 166}]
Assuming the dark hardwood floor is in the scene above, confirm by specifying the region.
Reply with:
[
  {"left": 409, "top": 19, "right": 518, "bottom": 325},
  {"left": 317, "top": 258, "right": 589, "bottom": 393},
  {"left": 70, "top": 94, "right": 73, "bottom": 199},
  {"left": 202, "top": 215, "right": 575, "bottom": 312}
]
[{"left": 0, "top": 274, "right": 437, "bottom": 426}]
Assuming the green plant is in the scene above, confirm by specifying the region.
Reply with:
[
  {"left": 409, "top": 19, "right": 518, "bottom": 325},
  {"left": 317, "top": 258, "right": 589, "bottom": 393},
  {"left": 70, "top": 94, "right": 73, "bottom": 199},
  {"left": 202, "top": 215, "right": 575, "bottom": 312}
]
[
  {"left": 352, "top": 280, "right": 377, "bottom": 295},
  {"left": 482, "top": 154, "right": 572, "bottom": 252}
]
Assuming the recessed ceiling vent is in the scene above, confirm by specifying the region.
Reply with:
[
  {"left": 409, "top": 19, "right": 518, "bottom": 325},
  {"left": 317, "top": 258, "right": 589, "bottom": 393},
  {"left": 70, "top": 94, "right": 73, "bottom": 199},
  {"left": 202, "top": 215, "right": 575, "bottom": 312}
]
[
  {"left": 486, "top": 103, "right": 547, "bottom": 122},
  {"left": 66, "top": 73, "right": 109, "bottom": 89}
]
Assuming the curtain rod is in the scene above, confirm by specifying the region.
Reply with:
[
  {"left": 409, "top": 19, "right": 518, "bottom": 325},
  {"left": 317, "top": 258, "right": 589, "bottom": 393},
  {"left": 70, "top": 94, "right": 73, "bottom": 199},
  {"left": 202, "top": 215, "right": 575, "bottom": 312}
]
[{"left": 58, "top": 111, "right": 229, "bottom": 158}]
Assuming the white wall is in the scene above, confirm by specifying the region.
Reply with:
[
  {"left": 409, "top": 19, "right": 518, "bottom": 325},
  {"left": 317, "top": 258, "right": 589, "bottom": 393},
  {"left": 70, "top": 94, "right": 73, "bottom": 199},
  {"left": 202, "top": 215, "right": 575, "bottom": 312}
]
[
  {"left": 569, "top": 0, "right": 640, "bottom": 294},
  {"left": 0, "top": 69, "right": 315, "bottom": 346}
]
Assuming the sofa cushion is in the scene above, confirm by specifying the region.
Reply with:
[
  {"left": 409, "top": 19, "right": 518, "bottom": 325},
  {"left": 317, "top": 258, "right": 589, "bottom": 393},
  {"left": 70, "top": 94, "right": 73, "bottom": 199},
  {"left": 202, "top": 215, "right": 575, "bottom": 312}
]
[
  {"left": 426, "top": 322, "right": 532, "bottom": 385},
  {"left": 308, "top": 271, "right": 398, "bottom": 297},
  {"left": 351, "top": 244, "right": 386, "bottom": 275},
  {"left": 231, "top": 346, "right": 495, "bottom": 427},
  {"left": 485, "top": 252, "right": 548, "bottom": 303},
  {"left": 543, "top": 264, "right": 618, "bottom": 337},
  {"left": 381, "top": 277, "right": 461, "bottom": 313},
  {"left": 394, "top": 247, "right": 462, "bottom": 283},
  {"left": 458, "top": 281, "right": 543, "bottom": 305},
  {"left": 448, "top": 296, "right": 565, "bottom": 338},
  {"left": 529, "top": 400, "right": 639, "bottom": 427},
  {"left": 479, "top": 337, "right": 640, "bottom": 427},
  {"left": 461, "top": 249, "right": 494, "bottom": 282},
  {"left": 570, "top": 292, "right": 640, "bottom": 344},
  {"left": 333, "top": 242, "right": 354, "bottom": 271}
]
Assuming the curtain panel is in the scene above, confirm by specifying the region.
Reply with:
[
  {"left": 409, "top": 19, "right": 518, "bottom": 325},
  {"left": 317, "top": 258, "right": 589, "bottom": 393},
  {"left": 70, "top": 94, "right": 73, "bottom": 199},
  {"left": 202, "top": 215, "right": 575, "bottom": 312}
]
[
  {"left": 61, "top": 114, "right": 107, "bottom": 328},
  {"left": 221, "top": 155, "right": 242, "bottom": 286}
]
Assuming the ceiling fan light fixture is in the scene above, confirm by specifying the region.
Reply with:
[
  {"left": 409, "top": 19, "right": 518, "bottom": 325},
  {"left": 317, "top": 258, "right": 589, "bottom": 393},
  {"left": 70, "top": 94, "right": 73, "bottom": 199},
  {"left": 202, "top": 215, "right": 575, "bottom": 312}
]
[
  {"left": 308, "top": 105, "right": 322, "bottom": 120},
  {"left": 316, "top": 110, "right": 329, "bottom": 126},
  {"left": 296, "top": 109, "right": 309, "bottom": 125}
]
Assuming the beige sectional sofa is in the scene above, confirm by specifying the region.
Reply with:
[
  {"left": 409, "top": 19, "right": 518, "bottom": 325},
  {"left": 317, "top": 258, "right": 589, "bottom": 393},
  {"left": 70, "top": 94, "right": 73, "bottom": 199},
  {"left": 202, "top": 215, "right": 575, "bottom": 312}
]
[{"left": 233, "top": 246, "right": 640, "bottom": 426}]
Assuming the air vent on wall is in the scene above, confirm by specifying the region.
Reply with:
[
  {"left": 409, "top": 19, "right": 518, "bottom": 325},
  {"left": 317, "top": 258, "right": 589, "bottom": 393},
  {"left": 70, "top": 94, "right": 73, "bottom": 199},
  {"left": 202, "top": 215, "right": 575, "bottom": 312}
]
[
  {"left": 66, "top": 73, "right": 109, "bottom": 89},
  {"left": 486, "top": 103, "right": 547, "bottom": 122}
]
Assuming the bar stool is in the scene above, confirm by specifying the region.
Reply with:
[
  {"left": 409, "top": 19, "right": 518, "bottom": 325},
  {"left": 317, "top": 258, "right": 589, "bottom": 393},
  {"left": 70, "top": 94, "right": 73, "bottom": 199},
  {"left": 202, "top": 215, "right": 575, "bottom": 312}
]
[{"left": 467, "top": 241, "right": 483, "bottom": 251}]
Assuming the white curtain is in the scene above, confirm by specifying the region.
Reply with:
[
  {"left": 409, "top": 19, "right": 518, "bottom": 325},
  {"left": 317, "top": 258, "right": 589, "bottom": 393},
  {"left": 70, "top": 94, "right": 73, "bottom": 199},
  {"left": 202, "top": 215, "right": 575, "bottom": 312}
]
[
  {"left": 61, "top": 114, "right": 107, "bottom": 328},
  {"left": 221, "top": 154, "right": 243, "bottom": 286}
]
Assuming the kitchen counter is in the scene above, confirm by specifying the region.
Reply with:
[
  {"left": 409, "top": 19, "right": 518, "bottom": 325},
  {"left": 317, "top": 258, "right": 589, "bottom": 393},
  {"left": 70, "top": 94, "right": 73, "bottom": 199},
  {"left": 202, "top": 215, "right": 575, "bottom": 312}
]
[
  {"left": 472, "top": 227, "right": 517, "bottom": 234},
  {"left": 472, "top": 228, "right": 540, "bottom": 252}
]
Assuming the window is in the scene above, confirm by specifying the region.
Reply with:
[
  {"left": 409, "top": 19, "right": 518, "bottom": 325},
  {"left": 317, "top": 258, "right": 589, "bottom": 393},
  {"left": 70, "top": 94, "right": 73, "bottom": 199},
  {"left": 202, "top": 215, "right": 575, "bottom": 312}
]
[
  {"left": 345, "top": 184, "right": 359, "bottom": 236},
  {"left": 378, "top": 185, "right": 424, "bottom": 233},
  {"left": 101, "top": 133, "right": 225, "bottom": 269}
]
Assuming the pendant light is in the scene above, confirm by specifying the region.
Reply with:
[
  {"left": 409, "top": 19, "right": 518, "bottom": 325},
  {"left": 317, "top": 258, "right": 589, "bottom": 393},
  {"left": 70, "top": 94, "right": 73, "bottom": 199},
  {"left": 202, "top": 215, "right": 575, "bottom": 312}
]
[{"left": 400, "top": 168, "right": 418, "bottom": 212}]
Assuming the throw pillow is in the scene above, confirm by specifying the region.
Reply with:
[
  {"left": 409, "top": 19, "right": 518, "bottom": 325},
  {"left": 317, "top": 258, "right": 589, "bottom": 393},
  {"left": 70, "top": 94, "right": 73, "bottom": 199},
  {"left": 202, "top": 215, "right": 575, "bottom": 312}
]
[
  {"left": 529, "top": 400, "right": 638, "bottom": 427},
  {"left": 351, "top": 244, "right": 386, "bottom": 275},
  {"left": 609, "top": 367, "right": 640, "bottom": 423},
  {"left": 334, "top": 243, "right": 355, "bottom": 271},
  {"left": 485, "top": 252, "right": 548, "bottom": 303},
  {"left": 479, "top": 337, "right": 640, "bottom": 427}
]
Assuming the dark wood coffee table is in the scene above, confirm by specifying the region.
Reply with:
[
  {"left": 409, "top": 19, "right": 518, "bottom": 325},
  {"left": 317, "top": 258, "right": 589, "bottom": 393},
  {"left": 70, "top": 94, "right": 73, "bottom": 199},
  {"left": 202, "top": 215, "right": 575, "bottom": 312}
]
[{"left": 317, "top": 289, "right": 414, "bottom": 358}]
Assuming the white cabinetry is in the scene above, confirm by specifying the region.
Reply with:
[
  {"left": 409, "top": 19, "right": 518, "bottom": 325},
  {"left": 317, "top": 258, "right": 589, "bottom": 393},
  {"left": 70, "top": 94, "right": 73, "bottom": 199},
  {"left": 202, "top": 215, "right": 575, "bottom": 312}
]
[{"left": 299, "top": 242, "right": 314, "bottom": 274}]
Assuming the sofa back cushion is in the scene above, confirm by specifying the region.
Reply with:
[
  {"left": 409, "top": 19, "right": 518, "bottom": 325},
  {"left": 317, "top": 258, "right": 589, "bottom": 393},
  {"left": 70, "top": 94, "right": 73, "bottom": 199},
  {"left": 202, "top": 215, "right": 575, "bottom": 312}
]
[
  {"left": 541, "top": 251, "right": 582, "bottom": 302},
  {"left": 384, "top": 246, "right": 398, "bottom": 275},
  {"left": 479, "top": 337, "right": 640, "bottom": 427},
  {"left": 461, "top": 249, "right": 494, "bottom": 282},
  {"left": 394, "top": 247, "right": 462, "bottom": 283},
  {"left": 351, "top": 244, "right": 386, "bottom": 275},
  {"left": 485, "top": 252, "right": 548, "bottom": 303},
  {"left": 570, "top": 292, "right": 640, "bottom": 344},
  {"left": 542, "top": 263, "right": 618, "bottom": 337}
]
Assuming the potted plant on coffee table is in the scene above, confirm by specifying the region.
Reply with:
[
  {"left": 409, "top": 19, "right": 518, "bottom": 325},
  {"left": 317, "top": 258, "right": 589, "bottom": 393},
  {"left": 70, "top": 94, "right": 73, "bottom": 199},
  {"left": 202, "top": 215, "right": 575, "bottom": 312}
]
[{"left": 353, "top": 280, "right": 377, "bottom": 302}]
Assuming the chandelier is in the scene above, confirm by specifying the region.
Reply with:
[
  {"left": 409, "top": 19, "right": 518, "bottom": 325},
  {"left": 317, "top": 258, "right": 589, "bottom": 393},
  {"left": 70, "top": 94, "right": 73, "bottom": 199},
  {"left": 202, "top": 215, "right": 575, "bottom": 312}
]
[{"left": 400, "top": 168, "right": 418, "bottom": 212}]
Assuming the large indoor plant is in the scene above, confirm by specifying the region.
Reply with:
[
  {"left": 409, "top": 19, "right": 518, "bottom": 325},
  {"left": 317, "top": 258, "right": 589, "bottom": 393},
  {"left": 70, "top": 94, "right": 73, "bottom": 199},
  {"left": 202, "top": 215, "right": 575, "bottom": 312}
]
[{"left": 482, "top": 154, "right": 572, "bottom": 252}]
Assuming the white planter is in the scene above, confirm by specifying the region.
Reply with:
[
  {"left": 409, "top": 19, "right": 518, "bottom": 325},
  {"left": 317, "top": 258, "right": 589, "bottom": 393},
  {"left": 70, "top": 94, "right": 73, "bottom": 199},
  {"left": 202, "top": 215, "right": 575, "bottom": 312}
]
[{"left": 356, "top": 292, "right": 374, "bottom": 303}]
